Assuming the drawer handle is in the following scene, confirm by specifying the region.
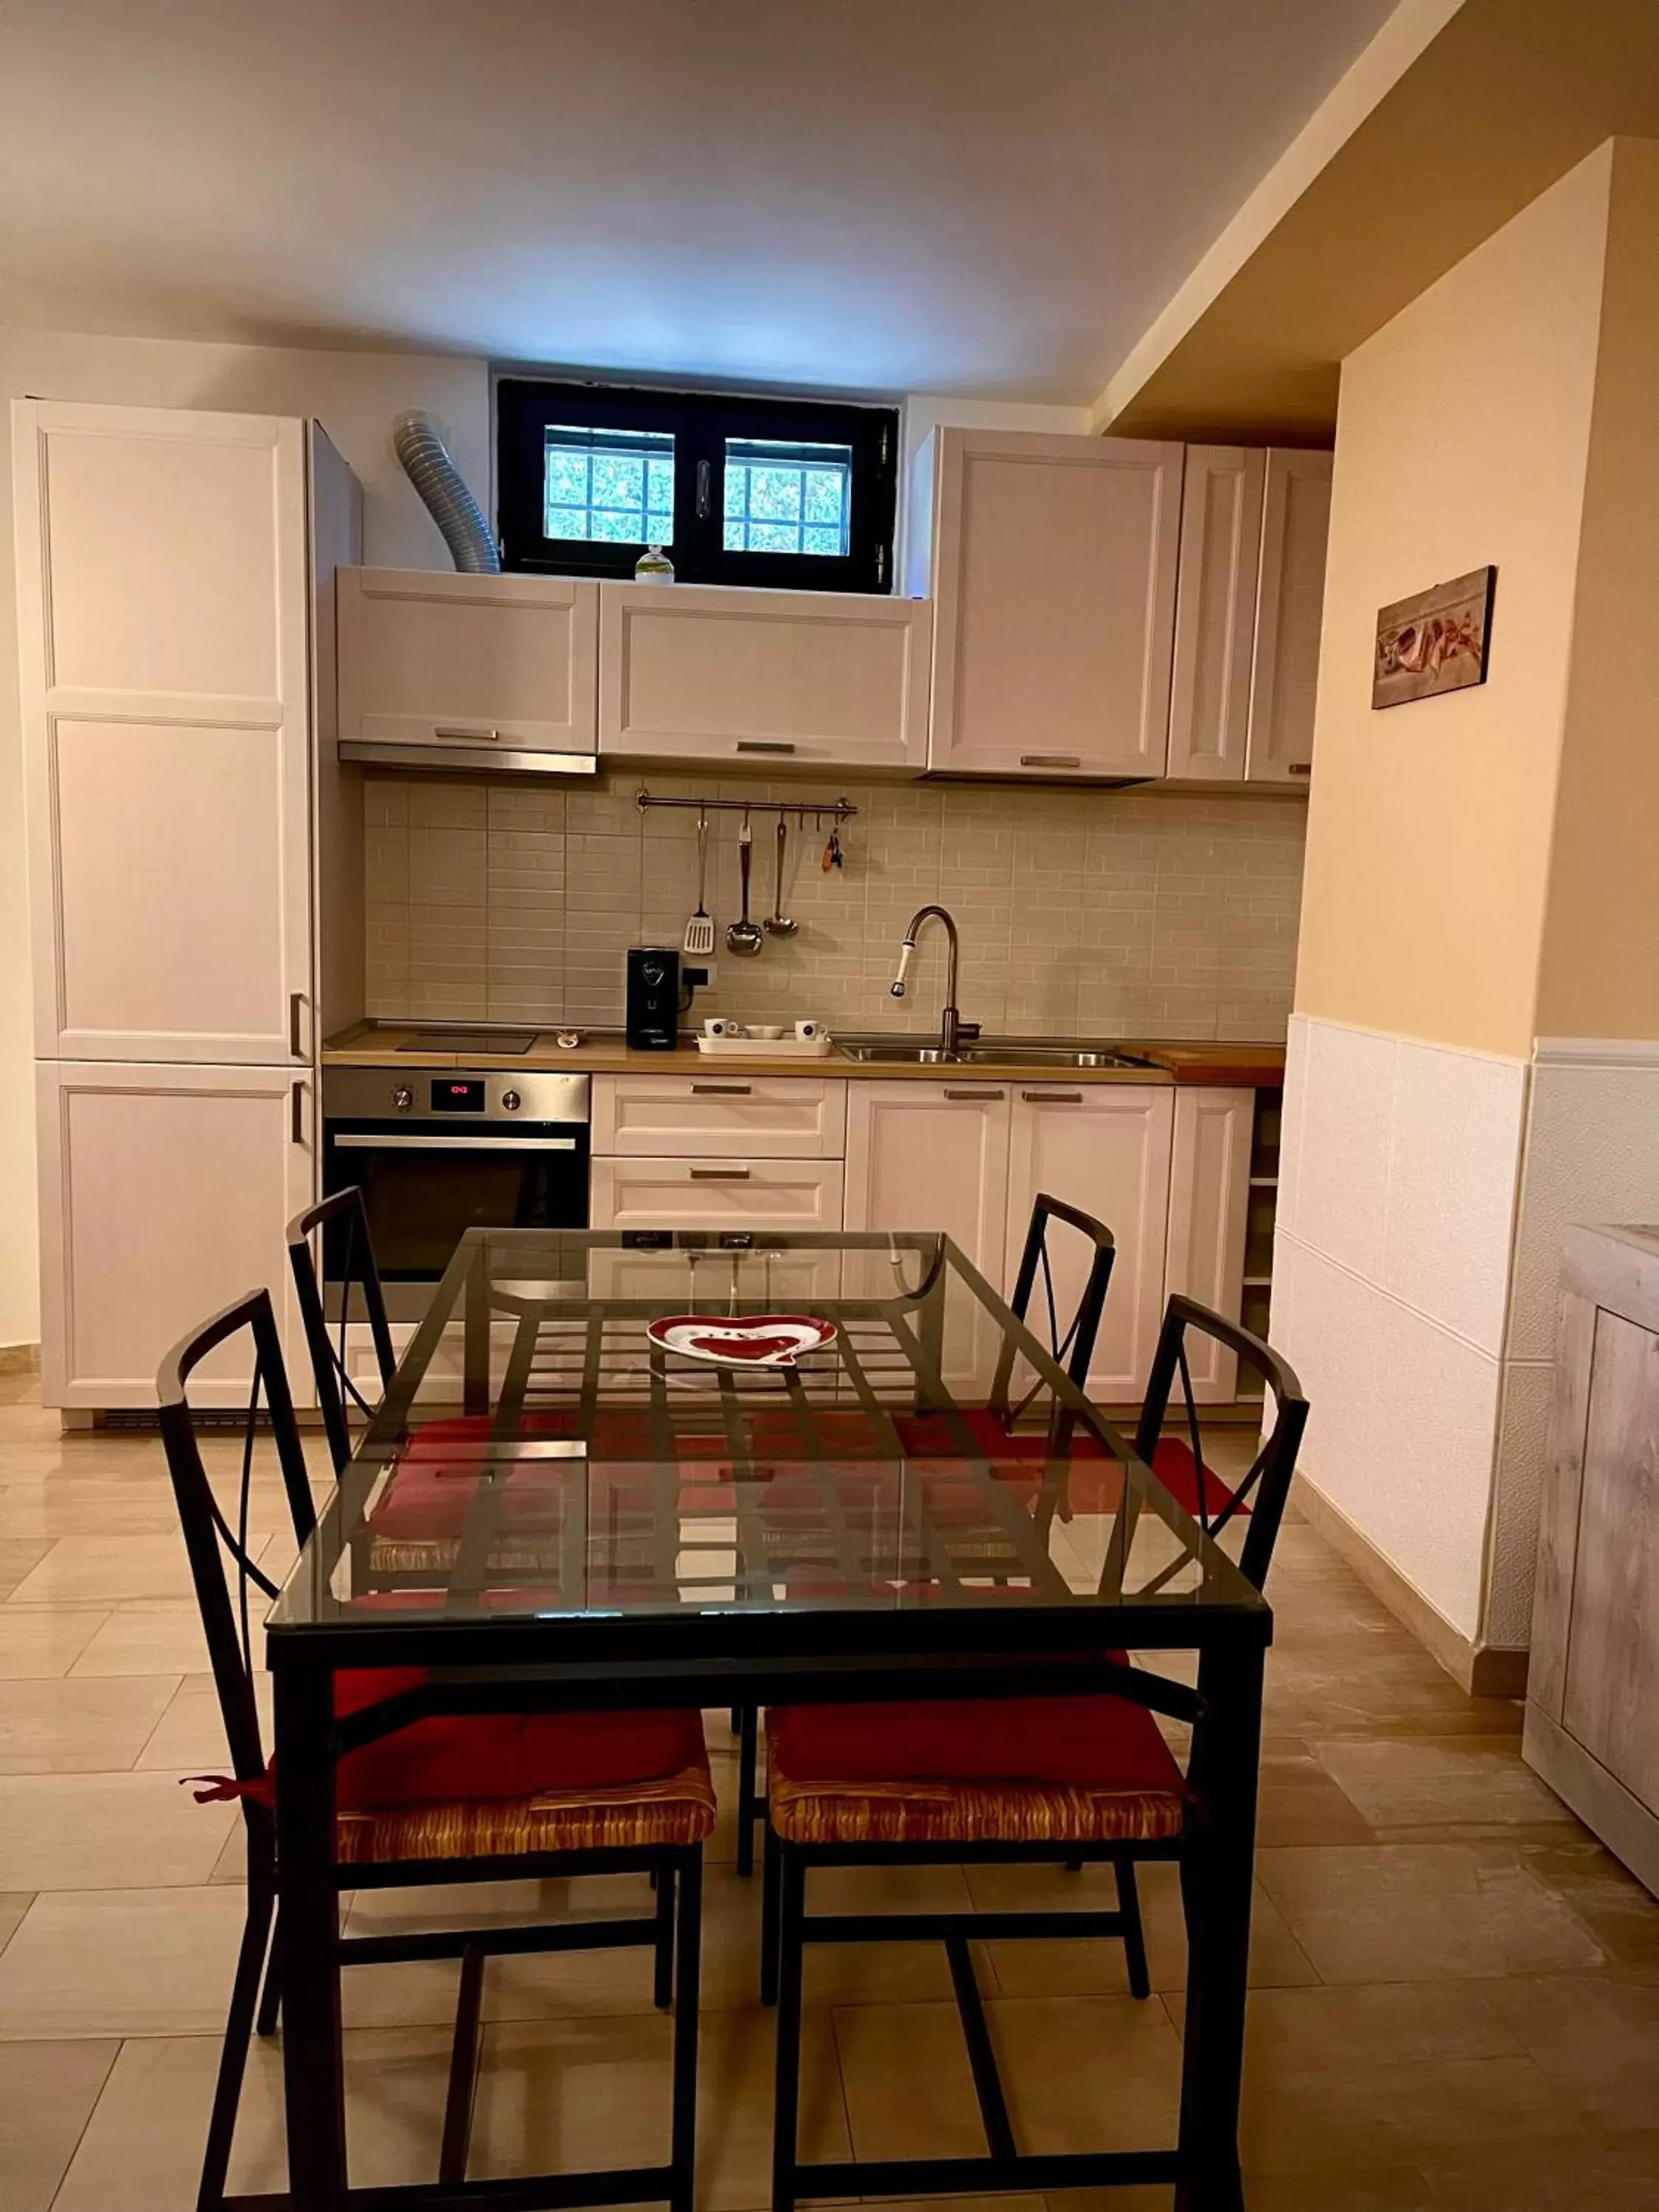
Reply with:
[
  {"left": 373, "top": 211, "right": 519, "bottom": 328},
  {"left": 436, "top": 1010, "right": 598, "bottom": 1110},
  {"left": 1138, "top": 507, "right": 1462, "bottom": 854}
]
[
  {"left": 1023, "top": 1089, "right": 1083, "bottom": 1103},
  {"left": 735, "top": 740, "right": 796, "bottom": 755},
  {"left": 290, "top": 1078, "right": 306, "bottom": 1145},
  {"left": 288, "top": 990, "right": 305, "bottom": 1060},
  {"left": 1020, "top": 754, "right": 1082, "bottom": 770},
  {"left": 1287, "top": 762, "right": 1311, "bottom": 777},
  {"left": 691, "top": 1083, "right": 753, "bottom": 1095},
  {"left": 689, "top": 1166, "right": 752, "bottom": 1180},
  {"left": 434, "top": 726, "right": 501, "bottom": 743},
  {"left": 943, "top": 1088, "right": 1004, "bottom": 1102}
]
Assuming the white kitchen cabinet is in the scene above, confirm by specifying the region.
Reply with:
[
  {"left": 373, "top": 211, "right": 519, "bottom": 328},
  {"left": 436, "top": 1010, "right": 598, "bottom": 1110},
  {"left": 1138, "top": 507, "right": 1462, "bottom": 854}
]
[
  {"left": 1166, "top": 448, "right": 1266, "bottom": 784},
  {"left": 589, "top": 1156, "right": 845, "bottom": 1237},
  {"left": 1006, "top": 1083, "right": 1175, "bottom": 1400},
  {"left": 597, "top": 582, "right": 930, "bottom": 770},
  {"left": 1246, "top": 449, "right": 1332, "bottom": 785},
  {"left": 843, "top": 1080, "right": 1012, "bottom": 1391},
  {"left": 35, "top": 1061, "right": 314, "bottom": 1408},
  {"left": 591, "top": 1074, "right": 846, "bottom": 1160},
  {"left": 13, "top": 403, "right": 316, "bottom": 1065},
  {"left": 1162, "top": 1088, "right": 1253, "bottom": 1402},
  {"left": 336, "top": 566, "right": 599, "bottom": 762},
  {"left": 912, "top": 429, "right": 1183, "bottom": 782}
]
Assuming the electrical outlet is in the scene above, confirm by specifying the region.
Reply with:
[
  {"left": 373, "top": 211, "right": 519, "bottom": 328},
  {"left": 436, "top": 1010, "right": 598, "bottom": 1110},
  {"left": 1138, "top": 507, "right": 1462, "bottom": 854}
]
[{"left": 684, "top": 962, "right": 714, "bottom": 991}]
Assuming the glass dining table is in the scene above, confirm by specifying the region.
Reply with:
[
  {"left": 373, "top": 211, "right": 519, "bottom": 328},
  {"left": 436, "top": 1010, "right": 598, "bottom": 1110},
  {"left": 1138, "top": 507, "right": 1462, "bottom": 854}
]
[{"left": 266, "top": 1226, "right": 1271, "bottom": 2211}]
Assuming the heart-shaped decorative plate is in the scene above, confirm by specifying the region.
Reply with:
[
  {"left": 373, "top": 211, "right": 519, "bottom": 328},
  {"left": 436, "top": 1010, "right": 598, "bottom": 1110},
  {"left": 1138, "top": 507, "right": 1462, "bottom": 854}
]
[{"left": 644, "top": 1313, "right": 837, "bottom": 1369}]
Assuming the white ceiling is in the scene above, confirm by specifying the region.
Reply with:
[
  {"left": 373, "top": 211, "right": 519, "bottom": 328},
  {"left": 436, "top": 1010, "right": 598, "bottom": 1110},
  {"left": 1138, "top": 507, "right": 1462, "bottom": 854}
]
[{"left": 0, "top": 0, "right": 1397, "bottom": 402}]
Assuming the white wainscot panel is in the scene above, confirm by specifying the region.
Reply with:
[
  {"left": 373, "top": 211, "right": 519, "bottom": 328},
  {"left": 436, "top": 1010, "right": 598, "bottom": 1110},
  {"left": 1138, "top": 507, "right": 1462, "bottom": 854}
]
[
  {"left": 1381, "top": 1040, "right": 1527, "bottom": 1357},
  {"left": 1273, "top": 1235, "right": 1382, "bottom": 1539},
  {"left": 1508, "top": 1054, "right": 1659, "bottom": 1362},
  {"left": 1486, "top": 1358, "right": 1557, "bottom": 1650},
  {"left": 1293, "top": 1018, "right": 1398, "bottom": 1281},
  {"left": 1276, "top": 1013, "right": 1311, "bottom": 1241}
]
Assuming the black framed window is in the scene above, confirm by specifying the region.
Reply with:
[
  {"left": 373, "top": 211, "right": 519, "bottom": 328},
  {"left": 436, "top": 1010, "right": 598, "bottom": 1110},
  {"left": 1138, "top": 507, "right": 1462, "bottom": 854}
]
[{"left": 497, "top": 380, "right": 897, "bottom": 593}]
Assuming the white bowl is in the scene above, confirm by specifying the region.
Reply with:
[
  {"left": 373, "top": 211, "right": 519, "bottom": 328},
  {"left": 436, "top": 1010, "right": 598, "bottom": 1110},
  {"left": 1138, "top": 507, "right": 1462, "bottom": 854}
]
[{"left": 748, "top": 1025, "right": 787, "bottom": 1040}]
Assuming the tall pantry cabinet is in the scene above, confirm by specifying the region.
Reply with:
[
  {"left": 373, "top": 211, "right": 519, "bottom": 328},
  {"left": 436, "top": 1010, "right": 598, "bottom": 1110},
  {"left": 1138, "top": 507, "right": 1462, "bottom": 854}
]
[{"left": 13, "top": 400, "right": 361, "bottom": 1406}]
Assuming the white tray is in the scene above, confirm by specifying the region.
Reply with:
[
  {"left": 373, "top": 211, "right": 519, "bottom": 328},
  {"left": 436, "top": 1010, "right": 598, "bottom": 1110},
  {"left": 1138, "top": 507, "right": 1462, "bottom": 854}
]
[{"left": 694, "top": 1033, "right": 832, "bottom": 1058}]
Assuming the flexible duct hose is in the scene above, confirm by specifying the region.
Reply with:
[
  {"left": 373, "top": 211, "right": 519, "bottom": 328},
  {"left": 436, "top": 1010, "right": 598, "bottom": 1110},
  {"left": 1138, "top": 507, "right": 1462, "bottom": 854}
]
[{"left": 392, "top": 411, "right": 500, "bottom": 574}]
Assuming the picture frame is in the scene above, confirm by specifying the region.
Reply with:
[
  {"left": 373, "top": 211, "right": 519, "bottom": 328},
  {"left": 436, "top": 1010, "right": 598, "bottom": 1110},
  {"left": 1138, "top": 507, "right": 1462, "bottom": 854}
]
[{"left": 1372, "top": 565, "right": 1496, "bottom": 709}]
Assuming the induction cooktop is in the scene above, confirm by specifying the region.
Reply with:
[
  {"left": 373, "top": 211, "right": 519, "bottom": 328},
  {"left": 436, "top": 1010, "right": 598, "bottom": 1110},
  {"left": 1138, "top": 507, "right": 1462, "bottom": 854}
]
[{"left": 395, "top": 1029, "right": 538, "bottom": 1054}]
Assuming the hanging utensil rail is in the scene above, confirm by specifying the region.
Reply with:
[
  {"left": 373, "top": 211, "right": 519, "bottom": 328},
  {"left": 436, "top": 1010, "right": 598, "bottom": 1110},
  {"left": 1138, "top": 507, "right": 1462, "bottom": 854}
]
[{"left": 635, "top": 786, "right": 858, "bottom": 824}]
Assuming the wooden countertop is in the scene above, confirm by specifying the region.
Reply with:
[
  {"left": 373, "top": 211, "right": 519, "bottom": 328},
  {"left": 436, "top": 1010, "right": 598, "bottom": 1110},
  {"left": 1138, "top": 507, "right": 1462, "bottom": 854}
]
[{"left": 323, "top": 1026, "right": 1285, "bottom": 1088}]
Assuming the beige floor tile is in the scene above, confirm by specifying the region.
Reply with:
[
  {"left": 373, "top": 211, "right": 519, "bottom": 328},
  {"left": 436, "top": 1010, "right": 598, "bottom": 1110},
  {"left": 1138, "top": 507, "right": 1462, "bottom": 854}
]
[
  {"left": 0, "top": 2037, "right": 120, "bottom": 2212},
  {"left": 135, "top": 1672, "right": 270, "bottom": 1773},
  {"left": 0, "top": 1481, "right": 198, "bottom": 1538},
  {"left": 7, "top": 1532, "right": 218, "bottom": 1607},
  {"left": 1312, "top": 1736, "right": 1579, "bottom": 1834},
  {"left": 0, "top": 1768, "right": 236, "bottom": 1889},
  {"left": 1256, "top": 1739, "right": 1378, "bottom": 1846},
  {"left": 833, "top": 1995, "right": 984, "bottom": 2163},
  {"left": 0, "top": 1673, "right": 181, "bottom": 1773},
  {"left": 0, "top": 1541, "right": 55, "bottom": 1599},
  {"left": 1259, "top": 1843, "right": 1605, "bottom": 1983},
  {"left": 1168, "top": 1979, "right": 1520, "bottom": 2073},
  {"left": 1238, "top": 2050, "right": 1577, "bottom": 2178},
  {"left": 69, "top": 1600, "right": 211, "bottom": 1676},
  {"left": 1423, "top": 2126, "right": 1659, "bottom": 2210},
  {"left": 0, "top": 1604, "right": 108, "bottom": 1678},
  {"left": 1489, "top": 1973, "right": 1659, "bottom": 2120},
  {"left": 1262, "top": 1646, "right": 1523, "bottom": 1741},
  {"left": 990, "top": 1990, "right": 1183, "bottom": 2154},
  {"left": 0, "top": 1885, "right": 249, "bottom": 2039},
  {"left": 0, "top": 1893, "right": 32, "bottom": 1952},
  {"left": 1513, "top": 1834, "right": 1659, "bottom": 1983}
]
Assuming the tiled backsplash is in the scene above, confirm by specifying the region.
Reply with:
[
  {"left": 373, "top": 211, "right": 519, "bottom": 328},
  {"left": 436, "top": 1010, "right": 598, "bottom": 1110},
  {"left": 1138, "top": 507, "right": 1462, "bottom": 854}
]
[{"left": 364, "top": 774, "right": 1307, "bottom": 1040}]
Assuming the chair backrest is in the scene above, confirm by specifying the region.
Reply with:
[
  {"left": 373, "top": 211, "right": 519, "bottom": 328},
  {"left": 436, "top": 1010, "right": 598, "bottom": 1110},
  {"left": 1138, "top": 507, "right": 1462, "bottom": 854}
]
[
  {"left": 989, "top": 1192, "right": 1116, "bottom": 1421},
  {"left": 1133, "top": 1293, "right": 1308, "bottom": 1593},
  {"left": 156, "top": 1290, "right": 318, "bottom": 1815},
  {"left": 287, "top": 1186, "right": 395, "bottom": 1475}
]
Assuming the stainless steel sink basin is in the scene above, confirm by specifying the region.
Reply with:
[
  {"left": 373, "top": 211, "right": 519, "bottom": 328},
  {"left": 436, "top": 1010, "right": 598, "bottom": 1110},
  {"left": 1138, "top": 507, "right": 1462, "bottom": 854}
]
[
  {"left": 835, "top": 1042, "right": 959, "bottom": 1063},
  {"left": 834, "top": 1039, "right": 1160, "bottom": 1071}
]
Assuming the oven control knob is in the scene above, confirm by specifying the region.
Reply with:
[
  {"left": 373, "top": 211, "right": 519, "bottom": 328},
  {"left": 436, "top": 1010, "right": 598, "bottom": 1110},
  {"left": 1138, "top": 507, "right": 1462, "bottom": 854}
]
[
  {"left": 392, "top": 1085, "right": 414, "bottom": 1112},
  {"left": 501, "top": 1090, "right": 522, "bottom": 1113}
]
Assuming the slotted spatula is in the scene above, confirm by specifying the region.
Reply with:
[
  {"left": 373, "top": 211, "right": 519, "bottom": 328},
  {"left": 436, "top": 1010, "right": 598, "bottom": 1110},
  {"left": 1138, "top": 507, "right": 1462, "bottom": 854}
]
[{"left": 684, "top": 807, "right": 715, "bottom": 957}]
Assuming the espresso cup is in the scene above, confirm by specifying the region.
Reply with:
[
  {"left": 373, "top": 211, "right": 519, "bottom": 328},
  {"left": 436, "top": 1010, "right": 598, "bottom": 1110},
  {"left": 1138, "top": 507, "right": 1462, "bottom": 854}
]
[
  {"left": 702, "top": 1016, "right": 742, "bottom": 1038},
  {"left": 794, "top": 1019, "right": 827, "bottom": 1041}
]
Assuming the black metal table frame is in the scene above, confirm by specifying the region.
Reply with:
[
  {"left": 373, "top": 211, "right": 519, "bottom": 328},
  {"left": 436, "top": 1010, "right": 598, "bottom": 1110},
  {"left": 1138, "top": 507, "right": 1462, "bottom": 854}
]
[{"left": 265, "top": 1228, "right": 1270, "bottom": 2212}]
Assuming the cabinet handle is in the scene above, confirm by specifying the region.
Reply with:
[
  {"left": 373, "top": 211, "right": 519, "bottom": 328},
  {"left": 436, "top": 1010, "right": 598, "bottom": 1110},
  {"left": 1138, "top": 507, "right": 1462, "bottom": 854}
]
[
  {"left": 290, "top": 1079, "right": 306, "bottom": 1145},
  {"left": 690, "top": 1166, "right": 751, "bottom": 1180},
  {"left": 1023, "top": 1089, "right": 1083, "bottom": 1103},
  {"left": 288, "top": 991, "right": 305, "bottom": 1059},
  {"left": 1020, "top": 754, "right": 1082, "bottom": 770},
  {"left": 696, "top": 459, "right": 712, "bottom": 520},
  {"left": 1287, "top": 762, "right": 1311, "bottom": 777},
  {"left": 692, "top": 1082, "right": 753, "bottom": 1095},
  {"left": 434, "top": 726, "right": 501, "bottom": 743},
  {"left": 735, "top": 740, "right": 796, "bottom": 755},
  {"left": 943, "top": 1088, "right": 1004, "bottom": 1102}
]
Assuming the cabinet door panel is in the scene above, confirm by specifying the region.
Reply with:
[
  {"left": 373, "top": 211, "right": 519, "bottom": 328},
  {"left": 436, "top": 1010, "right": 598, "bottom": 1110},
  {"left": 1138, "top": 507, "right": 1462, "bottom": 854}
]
[
  {"left": 591, "top": 1075, "right": 846, "bottom": 1159},
  {"left": 1163, "top": 1089, "right": 1253, "bottom": 1401},
  {"left": 1247, "top": 450, "right": 1332, "bottom": 785},
  {"left": 599, "top": 584, "right": 929, "bottom": 769},
  {"left": 14, "top": 402, "right": 312, "bottom": 1062},
  {"left": 337, "top": 568, "right": 599, "bottom": 756},
  {"left": 1166, "top": 448, "right": 1264, "bottom": 783},
  {"left": 928, "top": 431, "right": 1183, "bottom": 779},
  {"left": 1006, "top": 1085, "right": 1174, "bottom": 1400},
  {"left": 843, "top": 1082, "right": 1011, "bottom": 1393},
  {"left": 35, "top": 1061, "right": 314, "bottom": 1409}
]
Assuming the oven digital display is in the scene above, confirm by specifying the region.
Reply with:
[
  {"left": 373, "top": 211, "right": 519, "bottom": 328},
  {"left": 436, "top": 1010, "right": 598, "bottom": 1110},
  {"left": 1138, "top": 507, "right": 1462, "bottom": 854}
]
[{"left": 431, "top": 1079, "right": 486, "bottom": 1113}]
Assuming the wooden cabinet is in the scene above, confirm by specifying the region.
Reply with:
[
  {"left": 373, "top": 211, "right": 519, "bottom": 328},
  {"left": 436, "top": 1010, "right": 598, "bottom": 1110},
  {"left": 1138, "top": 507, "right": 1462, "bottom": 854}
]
[
  {"left": 1166, "top": 448, "right": 1265, "bottom": 784},
  {"left": 35, "top": 1061, "right": 313, "bottom": 1408},
  {"left": 913, "top": 429, "right": 1183, "bottom": 781},
  {"left": 1526, "top": 1224, "right": 1659, "bottom": 1898},
  {"left": 13, "top": 402, "right": 316, "bottom": 1064},
  {"left": 1006, "top": 1083, "right": 1175, "bottom": 1400},
  {"left": 597, "top": 582, "right": 930, "bottom": 770},
  {"left": 336, "top": 566, "right": 599, "bottom": 762},
  {"left": 590, "top": 1156, "right": 845, "bottom": 1237},
  {"left": 1162, "top": 1088, "right": 1253, "bottom": 1401},
  {"left": 591, "top": 1074, "right": 846, "bottom": 1160},
  {"left": 1246, "top": 449, "right": 1332, "bottom": 785}
]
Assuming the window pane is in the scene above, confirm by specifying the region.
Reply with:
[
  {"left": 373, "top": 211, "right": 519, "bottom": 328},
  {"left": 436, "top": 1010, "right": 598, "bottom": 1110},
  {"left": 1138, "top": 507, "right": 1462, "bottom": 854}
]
[
  {"left": 723, "top": 438, "right": 851, "bottom": 558},
  {"left": 543, "top": 425, "right": 674, "bottom": 545}
]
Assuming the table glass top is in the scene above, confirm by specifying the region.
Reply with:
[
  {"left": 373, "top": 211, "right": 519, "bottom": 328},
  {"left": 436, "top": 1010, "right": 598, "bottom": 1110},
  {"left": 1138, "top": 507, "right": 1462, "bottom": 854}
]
[{"left": 269, "top": 1230, "right": 1265, "bottom": 1634}]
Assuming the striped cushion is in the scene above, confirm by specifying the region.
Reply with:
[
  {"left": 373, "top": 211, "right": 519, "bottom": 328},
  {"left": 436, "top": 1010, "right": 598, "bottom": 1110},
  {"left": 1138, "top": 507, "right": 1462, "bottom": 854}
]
[{"left": 334, "top": 1755, "right": 717, "bottom": 1865}]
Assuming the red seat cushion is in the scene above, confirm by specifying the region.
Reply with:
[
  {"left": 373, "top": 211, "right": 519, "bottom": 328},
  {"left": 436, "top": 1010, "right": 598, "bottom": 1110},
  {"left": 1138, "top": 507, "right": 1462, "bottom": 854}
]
[
  {"left": 891, "top": 1411, "right": 1244, "bottom": 1519},
  {"left": 770, "top": 1662, "right": 1183, "bottom": 1795}
]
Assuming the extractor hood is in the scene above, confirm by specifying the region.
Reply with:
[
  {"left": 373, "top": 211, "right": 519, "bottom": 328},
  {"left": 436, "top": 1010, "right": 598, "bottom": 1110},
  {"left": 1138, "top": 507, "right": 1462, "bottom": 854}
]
[{"left": 338, "top": 740, "right": 599, "bottom": 778}]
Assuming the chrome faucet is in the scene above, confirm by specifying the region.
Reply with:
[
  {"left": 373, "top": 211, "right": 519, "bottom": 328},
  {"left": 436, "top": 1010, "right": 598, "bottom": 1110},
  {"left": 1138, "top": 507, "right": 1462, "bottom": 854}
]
[{"left": 890, "top": 904, "right": 979, "bottom": 1057}]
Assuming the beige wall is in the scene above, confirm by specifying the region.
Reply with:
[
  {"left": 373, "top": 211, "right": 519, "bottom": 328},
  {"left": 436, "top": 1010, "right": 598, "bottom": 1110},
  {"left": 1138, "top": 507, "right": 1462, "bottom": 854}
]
[{"left": 1293, "top": 144, "right": 1613, "bottom": 1059}]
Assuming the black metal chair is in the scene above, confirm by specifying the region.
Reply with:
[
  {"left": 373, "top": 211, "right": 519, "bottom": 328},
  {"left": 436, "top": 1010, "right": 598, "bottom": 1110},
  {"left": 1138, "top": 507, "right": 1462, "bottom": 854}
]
[
  {"left": 286, "top": 1186, "right": 397, "bottom": 1476},
  {"left": 157, "top": 1287, "right": 711, "bottom": 2212},
  {"left": 729, "top": 1193, "right": 1117, "bottom": 1877},
  {"left": 759, "top": 1297, "right": 1307, "bottom": 2212}
]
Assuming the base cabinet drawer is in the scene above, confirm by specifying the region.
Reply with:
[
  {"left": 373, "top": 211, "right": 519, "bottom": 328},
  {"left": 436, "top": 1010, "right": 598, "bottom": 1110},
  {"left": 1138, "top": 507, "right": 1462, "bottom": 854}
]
[
  {"left": 591, "top": 1074, "right": 846, "bottom": 1159},
  {"left": 590, "top": 1156, "right": 845, "bottom": 1234}
]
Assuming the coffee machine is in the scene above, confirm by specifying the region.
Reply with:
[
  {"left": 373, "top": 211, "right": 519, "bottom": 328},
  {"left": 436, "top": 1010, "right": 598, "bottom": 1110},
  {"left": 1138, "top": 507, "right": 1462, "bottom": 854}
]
[{"left": 625, "top": 947, "right": 681, "bottom": 1050}]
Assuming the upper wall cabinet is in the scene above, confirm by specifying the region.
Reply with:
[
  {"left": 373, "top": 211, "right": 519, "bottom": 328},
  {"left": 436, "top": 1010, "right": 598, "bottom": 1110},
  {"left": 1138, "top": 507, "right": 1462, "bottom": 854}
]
[
  {"left": 912, "top": 429, "right": 1184, "bottom": 782},
  {"left": 597, "top": 582, "right": 931, "bottom": 770},
  {"left": 1245, "top": 450, "right": 1334, "bottom": 785},
  {"left": 13, "top": 400, "right": 315, "bottom": 1064},
  {"left": 1166, "top": 447, "right": 1266, "bottom": 783},
  {"left": 336, "top": 567, "right": 599, "bottom": 765}
]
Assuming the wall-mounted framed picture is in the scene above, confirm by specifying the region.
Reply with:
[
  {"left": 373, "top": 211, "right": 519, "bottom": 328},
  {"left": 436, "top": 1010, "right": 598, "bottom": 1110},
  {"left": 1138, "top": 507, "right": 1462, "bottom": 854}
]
[{"left": 1372, "top": 565, "right": 1496, "bottom": 710}]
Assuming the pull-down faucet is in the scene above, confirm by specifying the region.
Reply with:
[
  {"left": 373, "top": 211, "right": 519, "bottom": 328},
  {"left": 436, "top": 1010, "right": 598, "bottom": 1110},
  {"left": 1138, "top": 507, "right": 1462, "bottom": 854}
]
[{"left": 890, "top": 904, "right": 980, "bottom": 1058}]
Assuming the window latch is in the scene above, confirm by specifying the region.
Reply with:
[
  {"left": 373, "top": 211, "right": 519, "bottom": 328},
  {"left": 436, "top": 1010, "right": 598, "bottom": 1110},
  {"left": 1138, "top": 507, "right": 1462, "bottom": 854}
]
[{"left": 696, "top": 459, "right": 712, "bottom": 521}]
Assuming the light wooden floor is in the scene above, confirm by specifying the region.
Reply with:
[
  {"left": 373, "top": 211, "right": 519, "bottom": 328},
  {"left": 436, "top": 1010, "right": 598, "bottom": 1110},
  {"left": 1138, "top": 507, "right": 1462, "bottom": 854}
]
[{"left": 3, "top": 1367, "right": 1659, "bottom": 2211}]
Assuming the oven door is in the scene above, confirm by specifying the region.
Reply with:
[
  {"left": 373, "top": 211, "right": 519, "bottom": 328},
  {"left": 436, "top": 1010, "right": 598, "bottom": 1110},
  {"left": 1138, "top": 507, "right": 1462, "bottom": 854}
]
[{"left": 321, "top": 1118, "right": 591, "bottom": 1298}]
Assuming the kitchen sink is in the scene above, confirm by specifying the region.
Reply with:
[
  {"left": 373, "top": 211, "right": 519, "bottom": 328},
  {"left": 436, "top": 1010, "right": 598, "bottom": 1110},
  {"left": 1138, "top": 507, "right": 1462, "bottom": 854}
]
[
  {"left": 835, "top": 1042, "right": 959, "bottom": 1062},
  {"left": 835, "top": 1039, "right": 1160, "bottom": 1070}
]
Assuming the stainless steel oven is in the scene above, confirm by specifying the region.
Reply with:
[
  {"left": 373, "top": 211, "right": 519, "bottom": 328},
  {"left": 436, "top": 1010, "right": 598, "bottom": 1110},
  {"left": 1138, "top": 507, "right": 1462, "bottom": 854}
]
[{"left": 321, "top": 1065, "right": 590, "bottom": 1319}]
